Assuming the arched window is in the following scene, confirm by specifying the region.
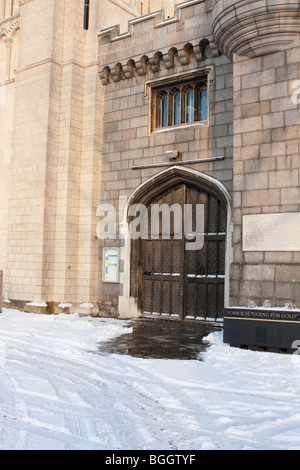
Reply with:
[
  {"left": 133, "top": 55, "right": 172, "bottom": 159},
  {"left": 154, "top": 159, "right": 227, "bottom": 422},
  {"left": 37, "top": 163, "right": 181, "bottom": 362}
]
[{"left": 152, "top": 75, "right": 208, "bottom": 130}]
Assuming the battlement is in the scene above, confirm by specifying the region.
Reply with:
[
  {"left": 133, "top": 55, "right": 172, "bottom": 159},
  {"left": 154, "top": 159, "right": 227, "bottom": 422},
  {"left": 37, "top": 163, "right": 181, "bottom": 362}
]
[
  {"left": 98, "top": 0, "right": 218, "bottom": 84},
  {"left": 98, "top": 0, "right": 209, "bottom": 45}
]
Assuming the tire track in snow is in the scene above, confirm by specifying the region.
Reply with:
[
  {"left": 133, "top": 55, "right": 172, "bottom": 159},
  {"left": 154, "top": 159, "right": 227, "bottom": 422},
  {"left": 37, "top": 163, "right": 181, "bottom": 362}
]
[
  {"left": 2, "top": 353, "right": 129, "bottom": 448},
  {"left": 2, "top": 311, "right": 300, "bottom": 450},
  {"left": 0, "top": 363, "right": 27, "bottom": 450},
  {"left": 104, "top": 353, "right": 300, "bottom": 450},
  {"left": 3, "top": 325, "right": 193, "bottom": 449},
  {"left": 0, "top": 324, "right": 256, "bottom": 450},
  {"left": 103, "top": 354, "right": 219, "bottom": 449},
  {"left": 0, "top": 336, "right": 175, "bottom": 449}
]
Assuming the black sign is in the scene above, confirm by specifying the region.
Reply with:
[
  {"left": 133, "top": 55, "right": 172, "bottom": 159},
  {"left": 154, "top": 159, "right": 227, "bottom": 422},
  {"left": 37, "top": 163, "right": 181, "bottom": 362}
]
[{"left": 224, "top": 308, "right": 300, "bottom": 322}]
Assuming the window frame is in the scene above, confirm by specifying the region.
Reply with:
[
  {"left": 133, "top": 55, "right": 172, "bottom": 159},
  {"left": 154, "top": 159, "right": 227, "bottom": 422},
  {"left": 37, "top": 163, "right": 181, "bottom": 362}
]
[{"left": 147, "top": 70, "right": 211, "bottom": 133}]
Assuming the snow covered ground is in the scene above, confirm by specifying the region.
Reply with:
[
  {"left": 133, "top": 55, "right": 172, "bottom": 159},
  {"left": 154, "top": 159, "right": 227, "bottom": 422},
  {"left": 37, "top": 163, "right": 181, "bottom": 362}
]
[{"left": 0, "top": 308, "right": 300, "bottom": 450}]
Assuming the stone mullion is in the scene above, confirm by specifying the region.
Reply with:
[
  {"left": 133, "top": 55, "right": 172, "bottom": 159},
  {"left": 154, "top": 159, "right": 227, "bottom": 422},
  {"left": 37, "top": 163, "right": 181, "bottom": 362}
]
[
  {"left": 166, "top": 88, "right": 171, "bottom": 127},
  {"left": 167, "top": 88, "right": 174, "bottom": 127},
  {"left": 192, "top": 83, "right": 197, "bottom": 123},
  {"left": 182, "top": 85, "right": 191, "bottom": 124},
  {"left": 179, "top": 85, "right": 184, "bottom": 125},
  {"left": 194, "top": 83, "right": 200, "bottom": 122}
]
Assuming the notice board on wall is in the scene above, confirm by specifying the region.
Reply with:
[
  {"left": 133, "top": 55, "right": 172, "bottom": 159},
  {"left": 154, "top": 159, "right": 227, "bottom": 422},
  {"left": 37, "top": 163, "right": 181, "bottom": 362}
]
[{"left": 103, "top": 247, "right": 119, "bottom": 283}]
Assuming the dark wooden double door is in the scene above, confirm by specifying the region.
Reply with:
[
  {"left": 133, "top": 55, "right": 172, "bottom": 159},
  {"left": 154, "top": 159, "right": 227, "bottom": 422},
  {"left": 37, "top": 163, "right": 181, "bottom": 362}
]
[{"left": 140, "top": 183, "right": 226, "bottom": 321}]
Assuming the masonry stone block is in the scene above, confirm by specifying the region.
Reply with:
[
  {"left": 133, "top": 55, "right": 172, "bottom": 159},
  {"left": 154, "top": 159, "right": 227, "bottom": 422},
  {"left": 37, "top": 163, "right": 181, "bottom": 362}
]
[{"left": 1, "top": 0, "right": 300, "bottom": 318}]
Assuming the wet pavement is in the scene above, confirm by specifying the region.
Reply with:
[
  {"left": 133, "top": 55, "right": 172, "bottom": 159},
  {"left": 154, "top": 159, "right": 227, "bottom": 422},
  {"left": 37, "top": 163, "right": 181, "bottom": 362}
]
[{"left": 98, "top": 318, "right": 222, "bottom": 360}]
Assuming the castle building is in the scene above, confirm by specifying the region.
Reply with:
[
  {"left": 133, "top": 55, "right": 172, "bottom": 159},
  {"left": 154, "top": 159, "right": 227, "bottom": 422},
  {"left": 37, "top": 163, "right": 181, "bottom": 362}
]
[{"left": 1, "top": 0, "right": 300, "bottom": 322}]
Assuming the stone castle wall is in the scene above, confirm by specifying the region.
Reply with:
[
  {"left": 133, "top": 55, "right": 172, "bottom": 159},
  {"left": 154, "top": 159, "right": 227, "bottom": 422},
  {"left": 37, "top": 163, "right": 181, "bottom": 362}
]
[{"left": 98, "top": 0, "right": 234, "bottom": 316}]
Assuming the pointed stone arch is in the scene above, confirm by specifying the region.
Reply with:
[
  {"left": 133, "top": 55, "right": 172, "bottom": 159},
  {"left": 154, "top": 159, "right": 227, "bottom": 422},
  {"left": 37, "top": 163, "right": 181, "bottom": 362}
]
[
  {"left": 118, "top": 166, "right": 233, "bottom": 320},
  {"left": 127, "top": 166, "right": 232, "bottom": 213}
]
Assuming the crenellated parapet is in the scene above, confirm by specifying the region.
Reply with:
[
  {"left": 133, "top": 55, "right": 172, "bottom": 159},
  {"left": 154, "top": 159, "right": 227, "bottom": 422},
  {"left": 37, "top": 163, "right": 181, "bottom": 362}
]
[
  {"left": 98, "top": 1, "right": 207, "bottom": 45},
  {"left": 212, "top": 0, "right": 300, "bottom": 60},
  {"left": 98, "top": 0, "right": 220, "bottom": 85}
]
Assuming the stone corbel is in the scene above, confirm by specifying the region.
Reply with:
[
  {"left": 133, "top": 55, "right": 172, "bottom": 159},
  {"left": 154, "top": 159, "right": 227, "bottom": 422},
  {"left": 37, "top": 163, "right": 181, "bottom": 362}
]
[
  {"left": 99, "top": 65, "right": 111, "bottom": 85},
  {"left": 199, "top": 38, "right": 210, "bottom": 61},
  {"left": 111, "top": 62, "right": 125, "bottom": 82},
  {"left": 134, "top": 55, "right": 148, "bottom": 76},
  {"left": 123, "top": 59, "right": 136, "bottom": 79},
  {"left": 178, "top": 43, "right": 194, "bottom": 65},
  {"left": 163, "top": 47, "right": 178, "bottom": 70},
  {"left": 209, "top": 41, "right": 221, "bottom": 58},
  {"left": 194, "top": 38, "right": 212, "bottom": 63},
  {"left": 98, "top": 41, "right": 218, "bottom": 86},
  {"left": 193, "top": 44, "right": 202, "bottom": 63},
  {"left": 148, "top": 51, "right": 163, "bottom": 73}
]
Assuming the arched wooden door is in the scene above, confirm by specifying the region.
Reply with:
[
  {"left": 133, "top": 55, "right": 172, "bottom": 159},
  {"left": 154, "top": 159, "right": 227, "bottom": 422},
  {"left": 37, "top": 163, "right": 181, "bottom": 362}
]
[{"left": 139, "top": 183, "right": 227, "bottom": 321}]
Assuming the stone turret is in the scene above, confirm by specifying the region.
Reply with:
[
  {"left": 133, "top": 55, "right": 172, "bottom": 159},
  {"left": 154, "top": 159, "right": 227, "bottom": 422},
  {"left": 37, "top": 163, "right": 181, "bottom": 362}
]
[{"left": 212, "top": 0, "right": 300, "bottom": 60}]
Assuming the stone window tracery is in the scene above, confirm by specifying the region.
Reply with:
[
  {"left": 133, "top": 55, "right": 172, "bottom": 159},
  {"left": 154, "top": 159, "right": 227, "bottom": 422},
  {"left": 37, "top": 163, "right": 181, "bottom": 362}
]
[{"left": 151, "top": 75, "right": 208, "bottom": 131}]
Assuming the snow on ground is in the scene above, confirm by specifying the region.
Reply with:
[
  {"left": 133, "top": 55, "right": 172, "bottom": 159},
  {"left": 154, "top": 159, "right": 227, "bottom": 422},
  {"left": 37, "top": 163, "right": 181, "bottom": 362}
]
[{"left": 0, "top": 308, "right": 300, "bottom": 450}]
